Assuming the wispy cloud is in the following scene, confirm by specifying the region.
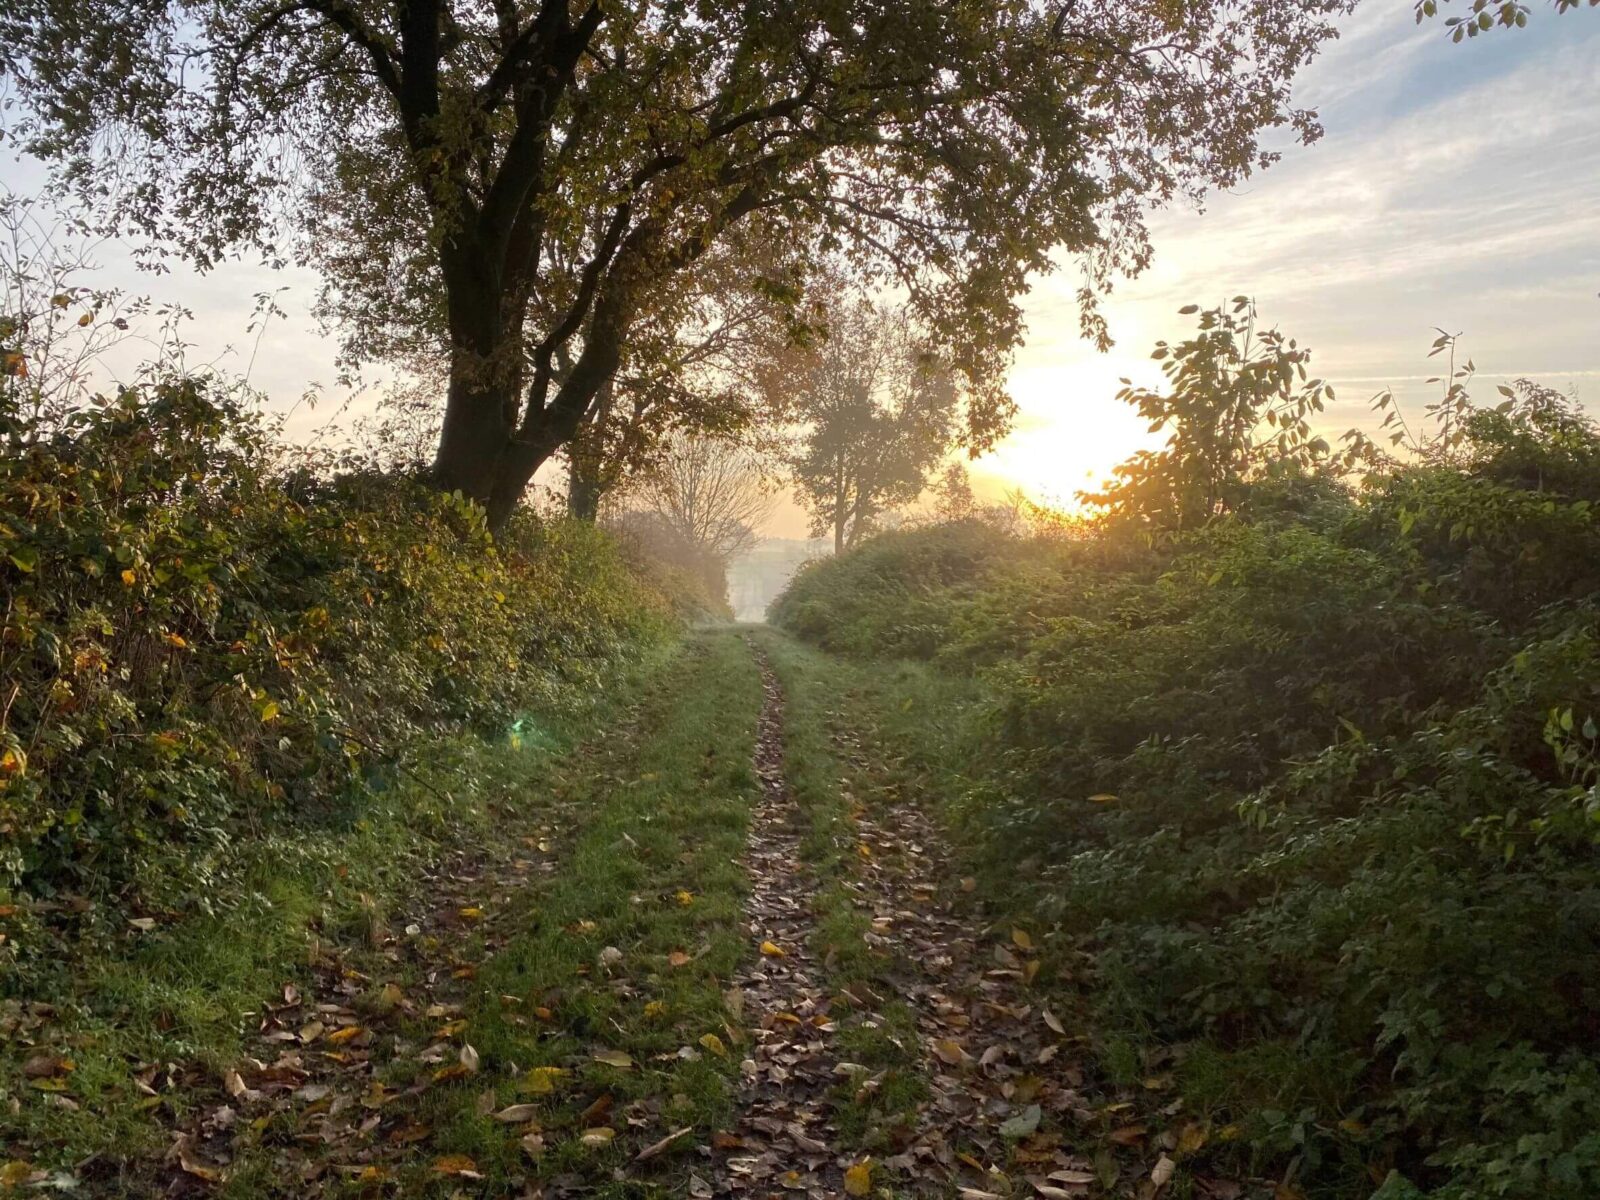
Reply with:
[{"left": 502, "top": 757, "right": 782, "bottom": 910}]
[{"left": 988, "top": 10, "right": 1600, "bottom": 501}]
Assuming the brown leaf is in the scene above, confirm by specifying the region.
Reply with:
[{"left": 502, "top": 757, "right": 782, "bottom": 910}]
[
  {"left": 1152, "top": 1155, "right": 1176, "bottom": 1188},
  {"left": 931, "top": 1039, "right": 970, "bottom": 1066},
  {"left": 431, "top": 1154, "right": 480, "bottom": 1177},
  {"left": 633, "top": 1125, "right": 693, "bottom": 1162},
  {"left": 493, "top": 1103, "right": 541, "bottom": 1124}
]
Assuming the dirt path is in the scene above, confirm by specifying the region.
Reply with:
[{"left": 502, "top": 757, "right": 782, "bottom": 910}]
[{"left": 708, "top": 648, "right": 852, "bottom": 1198}]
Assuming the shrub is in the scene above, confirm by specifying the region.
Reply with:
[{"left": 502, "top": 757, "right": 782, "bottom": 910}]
[
  {"left": 0, "top": 374, "right": 677, "bottom": 931},
  {"left": 772, "top": 386, "right": 1600, "bottom": 1197}
]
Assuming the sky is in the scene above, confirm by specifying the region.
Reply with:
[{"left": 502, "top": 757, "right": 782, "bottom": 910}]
[
  {"left": 973, "top": 6, "right": 1600, "bottom": 520},
  {"left": 4, "top": 5, "right": 1598, "bottom": 539}
]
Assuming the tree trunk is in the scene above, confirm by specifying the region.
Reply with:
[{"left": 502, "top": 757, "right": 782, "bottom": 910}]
[
  {"left": 568, "top": 465, "right": 603, "bottom": 521},
  {"left": 432, "top": 375, "right": 517, "bottom": 506}
]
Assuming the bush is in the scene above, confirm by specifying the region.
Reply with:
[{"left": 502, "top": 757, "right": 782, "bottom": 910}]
[
  {"left": 772, "top": 386, "right": 1600, "bottom": 1197},
  {"left": 0, "top": 375, "right": 678, "bottom": 931}
]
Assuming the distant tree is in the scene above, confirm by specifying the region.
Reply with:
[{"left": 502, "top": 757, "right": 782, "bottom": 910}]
[
  {"left": 2, "top": 0, "right": 1354, "bottom": 530},
  {"left": 619, "top": 434, "right": 774, "bottom": 565},
  {"left": 932, "top": 462, "right": 979, "bottom": 523},
  {"left": 788, "top": 300, "right": 960, "bottom": 554},
  {"left": 564, "top": 244, "right": 801, "bottom": 521}
]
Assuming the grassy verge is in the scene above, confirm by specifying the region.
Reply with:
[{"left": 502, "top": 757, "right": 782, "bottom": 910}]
[
  {"left": 358, "top": 627, "right": 767, "bottom": 1197},
  {"left": 0, "top": 641, "right": 678, "bottom": 1177}
]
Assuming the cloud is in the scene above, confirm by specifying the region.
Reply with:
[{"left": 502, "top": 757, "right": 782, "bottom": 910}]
[{"left": 987, "top": 14, "right": 1600, "bottom": 502}]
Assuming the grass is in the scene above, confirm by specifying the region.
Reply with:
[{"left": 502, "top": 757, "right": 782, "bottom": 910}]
[
  {"left": 337, "top": 627, "right": 768, "bottom": 1198},
  {"left": 0, "top": 641, "right": 678, "bottom": 1182}
]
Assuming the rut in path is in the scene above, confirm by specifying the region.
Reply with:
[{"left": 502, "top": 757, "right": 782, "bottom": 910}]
[{"left": 708, "top": 648, "right": 851, "bottom": 1198}]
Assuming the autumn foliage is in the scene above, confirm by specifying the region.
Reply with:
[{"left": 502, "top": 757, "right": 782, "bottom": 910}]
[
  {"left": 774, "top": 315, "right": 1600, "bottom": 1198},
  {"left": 0, "top": 374, "right": 680, "bottom": 933}
]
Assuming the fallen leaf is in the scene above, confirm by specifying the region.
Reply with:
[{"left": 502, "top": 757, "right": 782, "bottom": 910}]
[
  {"left": 459, "top": 1043, "right": 480, "bottom": 1073},
  {"left": 1108, "top": 1124, "right": 1147, "bottom": 1146},
  {"left": 759, "top": 940, "right": 786, "bottom": 958},
  {"left": 932, "top": 1039, "right": 970, "bottom": 1066},
  {"left": 1049, "top": 1169, "right": 1096, "bottom": 1185},
  {"left": 579, "top": 1127, "right": 615, "bottom": 1147},
  {"left": 525, "top": 1066, "right": 568, "bottom": 1094},
  {"left": 1000, "top": 1104, "right": 1042, "bottom": 1139},
  {"left": 1012, "top": 928, "right": 1034, "bottom": 951},
  {"left": 1152, "top": 1155, "right": 1176, "bottom": 1188},
  {"left": 668, "top": 950, "right": 692, "bottom": 967},
  {"left": 844, "top": 1161, "right": 873, "bottom": 1196},
  {"left": 699, "top": 1033, "right": 728, "bottom": 1058},
  {"left": 1042, "top": 1010, "right": 1065, "bottom": 1035},
  {"left": 493, "top": 1104, "right": 541, "bottom": 1123},
  {"left": 592, "top": 1049, "right": 632, "bottom": 1069},
  {"left": 644, "top": 1000, "right": 667, "bottom": 1019},
  {"left": 634, "top": 1125, "right": 693, "bottom": 1162},
  {"left": 598, "top": 946, "right": 623, "bottom": 967},
  {"left": 431, "top": 1154, "right": 480, "bottom": 1177},
  {"left": 177, "top": 1144, "right": 224, "bottom": 1183},
  {"left": 675, "top": 890, "right": 694, "bottom": 906}
]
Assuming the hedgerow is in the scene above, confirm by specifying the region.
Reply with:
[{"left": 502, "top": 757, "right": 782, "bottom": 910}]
[
  {"left": 0, "top": 373, "right": 680, "bottom": 945},
  {"left": 773, "top": 310, "right": 1600, "bottom": 1198}
]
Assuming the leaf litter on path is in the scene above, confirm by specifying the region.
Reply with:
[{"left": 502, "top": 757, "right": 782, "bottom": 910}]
[{"left": 708, "top": 649, "right": 853, "bottom": 1197}]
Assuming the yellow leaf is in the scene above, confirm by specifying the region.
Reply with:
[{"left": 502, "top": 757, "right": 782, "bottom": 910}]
[
  {"left": 1011, "top": 928, "right": 1033, "bottom": 951},
  {"left": 643, "top": 1000, "right": 667, "bottom": 1019},
  {"left": 844, "top": 1161, "right": 873, "bottom": 1196},
  {"left": 1087, "top": 793, "right": 1119, "bottom": 804},
  {"left": 675, "top": 889, "right": 694, "bottom": 906},
  {"left": 431, "top": 1154, "right": 478, "bottom": 1175},
  {"left": 524, "top": 1066, "right": 568, "bottom": 1095},
  {"left": 1177, "top": 1122, "right": 1209, "bottom": 1153},
  {"left": 759, "top": 940, "right": 786, "bottom": 958},
  {"left": 591, "top": 1049, "right": 632, "bottom": 1069},
  {"left": 579, "top": 1127, "right": 615, "bottom": 1147},
  {"left": 121, "top": 569, "right": 137, "bottom": 586},
  {"left": 931, "top": 1039, "right": 970, "bottom": 1066},
  {"left": 698, "top": 1033, "right": 728, "bottom": 1058},
  {"left": 458, "top": 906, "right": 483, "bottom": 920},
  {"left": 325, "top": 1025, "right": 363, "bottom": 1044}
]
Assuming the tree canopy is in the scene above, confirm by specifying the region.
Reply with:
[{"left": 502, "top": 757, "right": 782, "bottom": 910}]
[{"left": 2, "top": 0, "right": 1353, "bottom": 528}]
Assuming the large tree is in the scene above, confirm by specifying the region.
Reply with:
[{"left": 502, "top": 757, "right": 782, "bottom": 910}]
[
  {"left": 788, "top": 298, "right": 959, "bottom": 554},
  {"left": 2, "top": 0, "right": 1352, "bottom": 530}
]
